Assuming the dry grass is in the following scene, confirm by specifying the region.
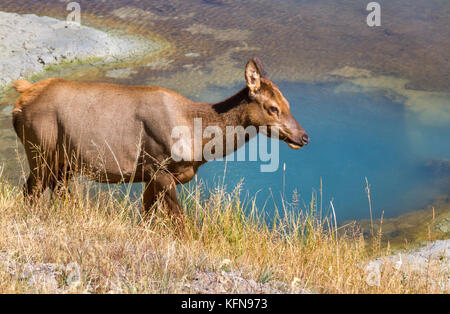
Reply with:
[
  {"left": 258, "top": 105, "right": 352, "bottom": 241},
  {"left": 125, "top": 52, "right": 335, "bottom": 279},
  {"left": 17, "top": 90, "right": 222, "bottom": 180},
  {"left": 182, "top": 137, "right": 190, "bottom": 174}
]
[{"left": 0, "top": 170, "right": 447, "bottom": 294}]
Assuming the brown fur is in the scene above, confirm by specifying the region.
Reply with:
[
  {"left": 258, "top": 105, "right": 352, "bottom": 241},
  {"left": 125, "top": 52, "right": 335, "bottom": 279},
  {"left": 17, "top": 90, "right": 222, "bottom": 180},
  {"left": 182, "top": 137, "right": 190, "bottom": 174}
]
[
  {"left": 12, "top": 58, "right": 308, "bottom": 234},
  {"left": 13, "top": 80, "right": 33, "bottom": 93},
  {"left": 13, "top": 78, "right": 59, "bottom": 111}
]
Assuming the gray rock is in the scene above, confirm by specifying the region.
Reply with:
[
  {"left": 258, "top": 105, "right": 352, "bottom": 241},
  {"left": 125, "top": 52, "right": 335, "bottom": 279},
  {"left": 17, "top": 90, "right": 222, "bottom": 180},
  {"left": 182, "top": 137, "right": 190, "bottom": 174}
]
[
  {"left": 65, "top": 262, "right": 81, "bottom": 289},
  {"left": 365, "top": 240, "right": 450, "bottom": 291},
  {"left": 0, "top": 250, "right": 84, "bottom": 293},
  {"left": 185, "top": 52, "right": 201, "bottom": 58},
  {"left": 435, "top": 218, "right": 450, "bottom": 233},
  {"left": 180, "top": 270, "right": 310, "bottom": 294},
  {"left": 22, "top": 263, "right": 61, "bottom": 292},
  {"left": 0, "top": 11, "right": 160, "bottom": 88}
]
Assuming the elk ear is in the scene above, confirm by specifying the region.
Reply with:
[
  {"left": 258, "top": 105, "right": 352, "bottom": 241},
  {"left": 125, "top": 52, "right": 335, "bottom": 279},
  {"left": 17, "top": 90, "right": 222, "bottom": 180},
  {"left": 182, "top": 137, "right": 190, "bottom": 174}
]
[{"left": 245, "top": 59, "right": 261, "bottom": 94}]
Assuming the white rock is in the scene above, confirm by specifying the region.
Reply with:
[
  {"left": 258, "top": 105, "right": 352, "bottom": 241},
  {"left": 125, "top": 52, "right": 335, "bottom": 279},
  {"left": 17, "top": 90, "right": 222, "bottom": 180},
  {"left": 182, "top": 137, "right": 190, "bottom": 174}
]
[{"left": 0, "top": 11, "right": 160, "bottom": 88}]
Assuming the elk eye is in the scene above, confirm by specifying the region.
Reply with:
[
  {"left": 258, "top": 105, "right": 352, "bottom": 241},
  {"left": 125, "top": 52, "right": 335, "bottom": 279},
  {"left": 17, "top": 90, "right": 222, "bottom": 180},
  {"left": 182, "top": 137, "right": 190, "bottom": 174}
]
[{"left": 270, "top": 106, "right": 279, "bottom": 114}]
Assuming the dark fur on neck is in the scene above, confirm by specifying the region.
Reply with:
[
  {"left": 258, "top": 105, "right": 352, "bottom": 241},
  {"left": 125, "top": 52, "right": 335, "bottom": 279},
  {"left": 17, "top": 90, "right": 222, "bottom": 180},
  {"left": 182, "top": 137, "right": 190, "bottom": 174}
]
[
  {"left": 212, "top": 87, "right": 250, "bottom": 114},
  {"left": 183, "top": 86, "right": 260, "bottom": 162},
  {"left": 188, "top": 86, "right": 252, "bottom": 128}
]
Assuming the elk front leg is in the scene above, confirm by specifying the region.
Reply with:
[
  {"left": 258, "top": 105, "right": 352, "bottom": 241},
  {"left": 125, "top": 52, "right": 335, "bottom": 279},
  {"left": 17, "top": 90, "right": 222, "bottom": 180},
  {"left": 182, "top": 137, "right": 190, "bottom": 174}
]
[
  {"left": 50, "top": 164, "right": 73, "bottom": 197},
  {"left": 143, "top": 175, "right": 185, "bottom": 234}
]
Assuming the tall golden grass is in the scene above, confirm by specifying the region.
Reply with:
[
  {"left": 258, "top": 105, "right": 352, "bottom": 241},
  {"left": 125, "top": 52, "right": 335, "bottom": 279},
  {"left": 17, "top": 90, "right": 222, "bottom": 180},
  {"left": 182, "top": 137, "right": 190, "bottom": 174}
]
[{"left": 0, "top": 163, "right": 447, "bottom": 293}]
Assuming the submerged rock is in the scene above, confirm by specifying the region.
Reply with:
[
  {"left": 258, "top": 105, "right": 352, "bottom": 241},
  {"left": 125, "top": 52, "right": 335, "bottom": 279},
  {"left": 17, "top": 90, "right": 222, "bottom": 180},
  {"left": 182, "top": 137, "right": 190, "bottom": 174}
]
[
  {"left": 105, "top": 67, "right": 137, "bottom": 79},
  {"left": 435, "top": 218, "right": 450, "bottom": 234},
  {"left": 329, "top": 66, "right": 372, "bottom": 79},
  {"left": 423, "top": 159, "right": 450, "bottom": 177}
]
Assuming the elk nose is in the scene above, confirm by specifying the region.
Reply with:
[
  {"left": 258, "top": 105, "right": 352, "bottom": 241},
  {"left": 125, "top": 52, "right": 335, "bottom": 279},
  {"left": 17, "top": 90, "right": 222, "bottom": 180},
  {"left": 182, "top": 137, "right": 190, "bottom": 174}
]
[{"left": 302, "top": 134, "right": 309, "bottom": 146}]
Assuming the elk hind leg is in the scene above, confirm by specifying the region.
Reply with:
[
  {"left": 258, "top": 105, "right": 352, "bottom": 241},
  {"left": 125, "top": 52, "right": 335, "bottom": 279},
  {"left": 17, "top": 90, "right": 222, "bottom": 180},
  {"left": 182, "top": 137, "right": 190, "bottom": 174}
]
[{"left": 23, "top": 146, "right": 58, "bottom": 203}]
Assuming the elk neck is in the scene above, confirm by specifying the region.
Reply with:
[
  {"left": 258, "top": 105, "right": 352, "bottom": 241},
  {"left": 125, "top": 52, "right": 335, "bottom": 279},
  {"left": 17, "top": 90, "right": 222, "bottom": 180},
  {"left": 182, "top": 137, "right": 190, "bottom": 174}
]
[
  {"left": 189, "top": 87, "right": 253, "bottom": 130},
  {"left": 184, "top": 87, "right": 257, "bottom": 160}
]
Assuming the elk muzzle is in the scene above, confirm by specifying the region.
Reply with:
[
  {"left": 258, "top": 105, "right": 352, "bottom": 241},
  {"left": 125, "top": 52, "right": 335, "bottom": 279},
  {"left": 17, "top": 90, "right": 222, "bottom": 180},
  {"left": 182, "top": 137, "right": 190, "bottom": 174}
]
[{"left": 281, "top": 115, "right": 309, "bottom": 150}]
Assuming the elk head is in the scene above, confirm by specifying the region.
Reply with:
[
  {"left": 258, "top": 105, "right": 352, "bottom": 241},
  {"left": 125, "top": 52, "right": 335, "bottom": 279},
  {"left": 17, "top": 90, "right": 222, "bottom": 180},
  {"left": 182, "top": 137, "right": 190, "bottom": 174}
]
[{"left": 245, "top": 57, "right": 309, "bottom": 149}]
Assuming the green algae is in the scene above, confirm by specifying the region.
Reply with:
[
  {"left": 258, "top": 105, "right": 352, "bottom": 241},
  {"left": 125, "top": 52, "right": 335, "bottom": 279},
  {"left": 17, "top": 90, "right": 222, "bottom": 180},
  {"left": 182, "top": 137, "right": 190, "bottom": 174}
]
[{"left": 357, "top": 196, "right": 450, "bottom": 251}]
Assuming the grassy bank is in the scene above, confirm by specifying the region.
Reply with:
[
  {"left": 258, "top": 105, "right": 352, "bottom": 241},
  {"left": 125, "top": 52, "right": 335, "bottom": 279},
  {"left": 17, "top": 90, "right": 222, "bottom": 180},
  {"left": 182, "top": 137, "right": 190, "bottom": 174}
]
[{"left": 0, "top": 173, "right": 447, "bottom": 294}]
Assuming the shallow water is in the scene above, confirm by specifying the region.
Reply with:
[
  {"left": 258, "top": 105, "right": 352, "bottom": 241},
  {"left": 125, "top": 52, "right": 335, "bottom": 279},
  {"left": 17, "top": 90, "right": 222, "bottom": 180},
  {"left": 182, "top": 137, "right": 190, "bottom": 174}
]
[
  {"left": 0, "top": 1, "right": 449, "bottom": 224},
  {"left": 196, "top": 82, "right": 450, "bottom": 221},
  {"left": 1, "top": 0, "right": 449, "bottom": 91}
]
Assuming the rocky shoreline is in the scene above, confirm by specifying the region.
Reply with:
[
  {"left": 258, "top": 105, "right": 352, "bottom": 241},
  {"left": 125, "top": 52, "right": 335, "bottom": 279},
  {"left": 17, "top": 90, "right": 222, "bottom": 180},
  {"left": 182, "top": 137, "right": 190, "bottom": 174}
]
[
  {"left": 1, "top": 240, "right": 448, "bottom": 293},
  {"left": 365, "top": 240, "right": 449, "bottom": 290},
  {"left": 0, "top": 11, "right": 162, "bottom": 90},
  {"left": 357, "top": 196, "right": 450, "bottom": 248}
]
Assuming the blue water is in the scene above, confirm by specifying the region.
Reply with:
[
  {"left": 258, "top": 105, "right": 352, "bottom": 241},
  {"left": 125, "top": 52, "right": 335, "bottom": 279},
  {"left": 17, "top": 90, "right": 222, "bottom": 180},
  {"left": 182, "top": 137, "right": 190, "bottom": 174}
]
[
  {"left": 195, "top": 82, "right": 450, "bottom": 222},
  {"left": 1, "top": 1, "right": 448, "bottom": 223}
]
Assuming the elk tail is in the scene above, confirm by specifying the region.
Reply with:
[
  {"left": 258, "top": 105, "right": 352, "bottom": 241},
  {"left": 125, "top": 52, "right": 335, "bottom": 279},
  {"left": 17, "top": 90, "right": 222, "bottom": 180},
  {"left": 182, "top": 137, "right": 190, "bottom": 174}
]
[
  {"left": 13, "top": 80, "right": 33, "bottom": 93},
  {"left": 12, "top": 108, "right": 24, "bottom": 143},
  {"left": 12, "top": 80, "right": 32, "bottom": 142}
]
